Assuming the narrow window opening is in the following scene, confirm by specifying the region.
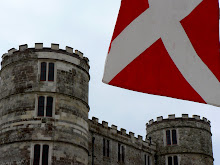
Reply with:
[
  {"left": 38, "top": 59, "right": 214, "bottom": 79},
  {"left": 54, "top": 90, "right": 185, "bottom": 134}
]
[
  {"left": 145, "top": 155, "right": 147, "bottom": 165},
  {"left": 118, "top": 143, "right": 121, "bottom": 162},
  {"left": 42, "top": 145, "right": 49, "bottom": 165},
  {"left": 174, "top": 156, "right": 178, "bottom": 165},
  {"left": 38, "top": 96, "right": 45, "bottom": 116},
  {"left": 148, "top": 155, "right": 150, "bottom": 165},
  {"left": 122, "top": 146, "right": 125, "bottom": 162},
  {"left": 166, "top": 130, "right": 171, "bottom": 145},
  {"left": 33, "top": 144, "right": 40, "bottom": 165},
  {"left": 46, "top": 97, "right": 53, "bottom": 117},
  {"left": 172, "top": 130, "right": 177, "bottom": 144},
  {"left": 107, "top": 140, "right": 110, "bottom": 157},
  {"left": 40, "top": 62, "right": 47, "bottom": 81},
  {"left": 48, "top": 63, "right": 54, "bottom": 81},
  {"left": 168, "top": 156, "right": 173, "bottom": 165},
  {"left": 103, "top": 138, "right": 106, "bottom": 156}
]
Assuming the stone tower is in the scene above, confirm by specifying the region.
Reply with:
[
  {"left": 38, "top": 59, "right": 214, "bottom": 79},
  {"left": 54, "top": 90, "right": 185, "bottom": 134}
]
[
  {"left": 0, "top": 43, "right": 90, "bottom": 164},
  {"left": 146, "top": 114, "right": 213, "bottom": 165}
]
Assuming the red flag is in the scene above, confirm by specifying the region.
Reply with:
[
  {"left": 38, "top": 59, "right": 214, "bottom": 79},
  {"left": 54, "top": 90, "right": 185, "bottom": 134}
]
[{"left": 103, "top": 0, "right": 220, "bottom": 106}]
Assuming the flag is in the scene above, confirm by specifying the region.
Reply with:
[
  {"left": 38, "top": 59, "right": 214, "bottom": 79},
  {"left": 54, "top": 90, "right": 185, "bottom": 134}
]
[{"left": 103, "top": 0, "right": 220, "bottom": 106}]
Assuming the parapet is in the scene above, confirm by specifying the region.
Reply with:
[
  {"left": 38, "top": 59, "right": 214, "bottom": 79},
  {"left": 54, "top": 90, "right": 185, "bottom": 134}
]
[
  {"left": 146, "top": 114, "right": 211, "bottom": 127},
  {"left": 89, "top": 117, "right": 156, "bottom": 152},
  {"left": 1, "top": 43, "right": 89, "bottom": 64}
]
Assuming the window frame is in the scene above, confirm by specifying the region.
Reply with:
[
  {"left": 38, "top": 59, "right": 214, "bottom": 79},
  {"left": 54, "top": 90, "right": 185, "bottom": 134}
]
[
  {"left": 31, "top": 143, "right": 52, "bottom": 165},
  {"left": 39, "top": 61, "right": 56, "bottom": 82},
  {"left": 145, "top": 154, "right": 151, "bottom": 165},
  {"left": 165, "top": 129, "right": 178, "bottom": 146},
  {"left": 103, "top": 138, "right": 110, "bottom": 158},
  {"left": 35, "top": 95, "right": 55, "bottom": 118},
  {"left": 118, "top": 143, "right": 125, "bottom": 163},
  {"left": 166, "top": 155, "right": 180, "bottom": 165}
]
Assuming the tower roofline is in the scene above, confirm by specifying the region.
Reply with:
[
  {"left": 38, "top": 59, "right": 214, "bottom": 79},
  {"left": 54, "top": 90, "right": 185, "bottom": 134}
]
[
  {"left": 2, "top": 43, "right": 89, "bottom": 65},
  {"left": 146, "top": 114, "right": 211, "bottom": 128}
]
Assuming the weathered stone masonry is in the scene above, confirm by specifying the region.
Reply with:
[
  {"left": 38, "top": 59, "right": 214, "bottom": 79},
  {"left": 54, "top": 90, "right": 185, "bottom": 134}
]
[
  {"left": 0, "top": 44, "right": 214, "bottom": 165},
  {"left": 0, "top": 44, "right": 90, "bottom": 165}
]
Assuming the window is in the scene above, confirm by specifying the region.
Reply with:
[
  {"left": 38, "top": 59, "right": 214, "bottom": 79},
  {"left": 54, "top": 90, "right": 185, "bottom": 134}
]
[
  {"left": 103, "top": 138, "right": 110, "bottom": 157},
  {"left": 40, "top": 62, "right": 55, "bottom": 82},
  {"left": 145, "top": 155, "right": 151, "bottom": 165},
  {"left": 103, "top": 138, "right": 106, "bottom": 156},
  {"left": 118, "top": 143, "right": 125, "bottom": 162},
  {"left": 33, "top": 144, "right": 49, "bottom": 165},
  {"left": 166, "top": 129, "right": 177, "bottom": 145},
  {"left": 37, "top": 96, "right": 53, "bottom": 117},
  {"left": 107, "top": 139, "right": 110, "bottom": 157},
  {"left": 167, "top": 156, "right": 178, "bottom": 165},
  {"left": 48, "top": 63, "right": 54, "bottom": 81},
  {"left": 40, "top": 62, "right": 47, "bottom": 81}
]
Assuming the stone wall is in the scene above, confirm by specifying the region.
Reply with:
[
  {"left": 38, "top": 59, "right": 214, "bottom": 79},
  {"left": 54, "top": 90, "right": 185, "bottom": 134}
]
[
  {"left": 88, "top": 117, "right": 156, "bottom": 165},
  {"left": 0, "top": 44, "right": 90, "bottom": 165}
]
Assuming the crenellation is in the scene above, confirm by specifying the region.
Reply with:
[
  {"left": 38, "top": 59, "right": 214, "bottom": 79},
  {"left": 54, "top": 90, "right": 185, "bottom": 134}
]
[
  {"left": 2, "top": 44, "right": 89, "bottom": 67},
  {"left": 66, "top": 46, "right": 73, "bottom": 54},
  {"left": 19, "top": 44, "right": 28, "bottom": 51},
  {"left": 157, "top": 116, "right": 163, "bottom": 121},
  {"left": 8, "top": 48, "right": 17, "bottom": 55},
  {"left": 120, "top": 128, "right": 126, "bottom": 135},
  {"left": 110, "top": 124, "right": 117, "bottom": 134},
  {"left": 83, "top": 57, "right": 89, "bottom": 63},
  {"left": 35, "top": 43, "right": 43, "bottom": 49},
  {"left": 51, "top": 43, "right": 59, "bottom": 50},
  {"left": 193, "top": 115, "right": 200, "bottom": 120},
  {"left": 168, "top": 114, "right": 175, "bottom": 119},
  {"left": 138, "top": 135, "right": 143, "bottom": 141},
  {"left": 147, "top": 114, "right": 211, "bottom": 126},
  {"left": 75, "top": 49, "right": 83, "bottom": 58},
  {"left": 182, "top": 114, "right": 189, "bottom": 118},
  {"left": 203, "top": 117, "right": 208, "bottom": 122},
  {"left": 102, "top": 121, "right": 108, "bottom": 128},
  {"left": 1, "top": 53, "right": 9, "bottom": 59},
  {"left": 149, "top": 119, "right": 154, "bottom": 124},
  {"left": 89, "top": 118, "right": 155, "bottom": 149},
  {"left": 92, "top": 117, "right": 99, "bottom": 123},
  {"left": 129, "top": 131, "right": 135, "bottom": 137}
]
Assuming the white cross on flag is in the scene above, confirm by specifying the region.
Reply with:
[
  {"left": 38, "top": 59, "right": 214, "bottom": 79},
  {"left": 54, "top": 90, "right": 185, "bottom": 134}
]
[{"left": 103, "top": 0, "right": 220, "bottom": 106}]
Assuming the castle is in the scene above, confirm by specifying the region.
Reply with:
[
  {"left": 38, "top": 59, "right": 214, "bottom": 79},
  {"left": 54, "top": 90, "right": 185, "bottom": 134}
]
[{"left": 0, "top": 44, "right": 213, "bottom": 165}]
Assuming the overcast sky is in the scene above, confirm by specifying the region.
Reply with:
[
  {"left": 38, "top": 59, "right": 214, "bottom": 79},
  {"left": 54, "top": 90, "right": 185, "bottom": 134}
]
[{"left": 0, "top": 0, "right": 219, "bottom": 164}]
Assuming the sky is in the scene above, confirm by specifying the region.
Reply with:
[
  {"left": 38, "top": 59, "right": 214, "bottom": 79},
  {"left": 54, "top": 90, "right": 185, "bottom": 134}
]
[{"left": 0, "top": 0, "right": 219, "bottom": 164}]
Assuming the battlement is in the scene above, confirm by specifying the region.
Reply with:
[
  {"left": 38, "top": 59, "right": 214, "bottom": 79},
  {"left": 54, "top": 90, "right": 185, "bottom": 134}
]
[
  {"left": 146, "top": 114, "right": 211, "bottom": 127},
  {"left": 1, "top": 43, "right": 89, "bottom": 63},
  {"left": 89, "top": 117, "right": 156, "bottom": 151}
]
